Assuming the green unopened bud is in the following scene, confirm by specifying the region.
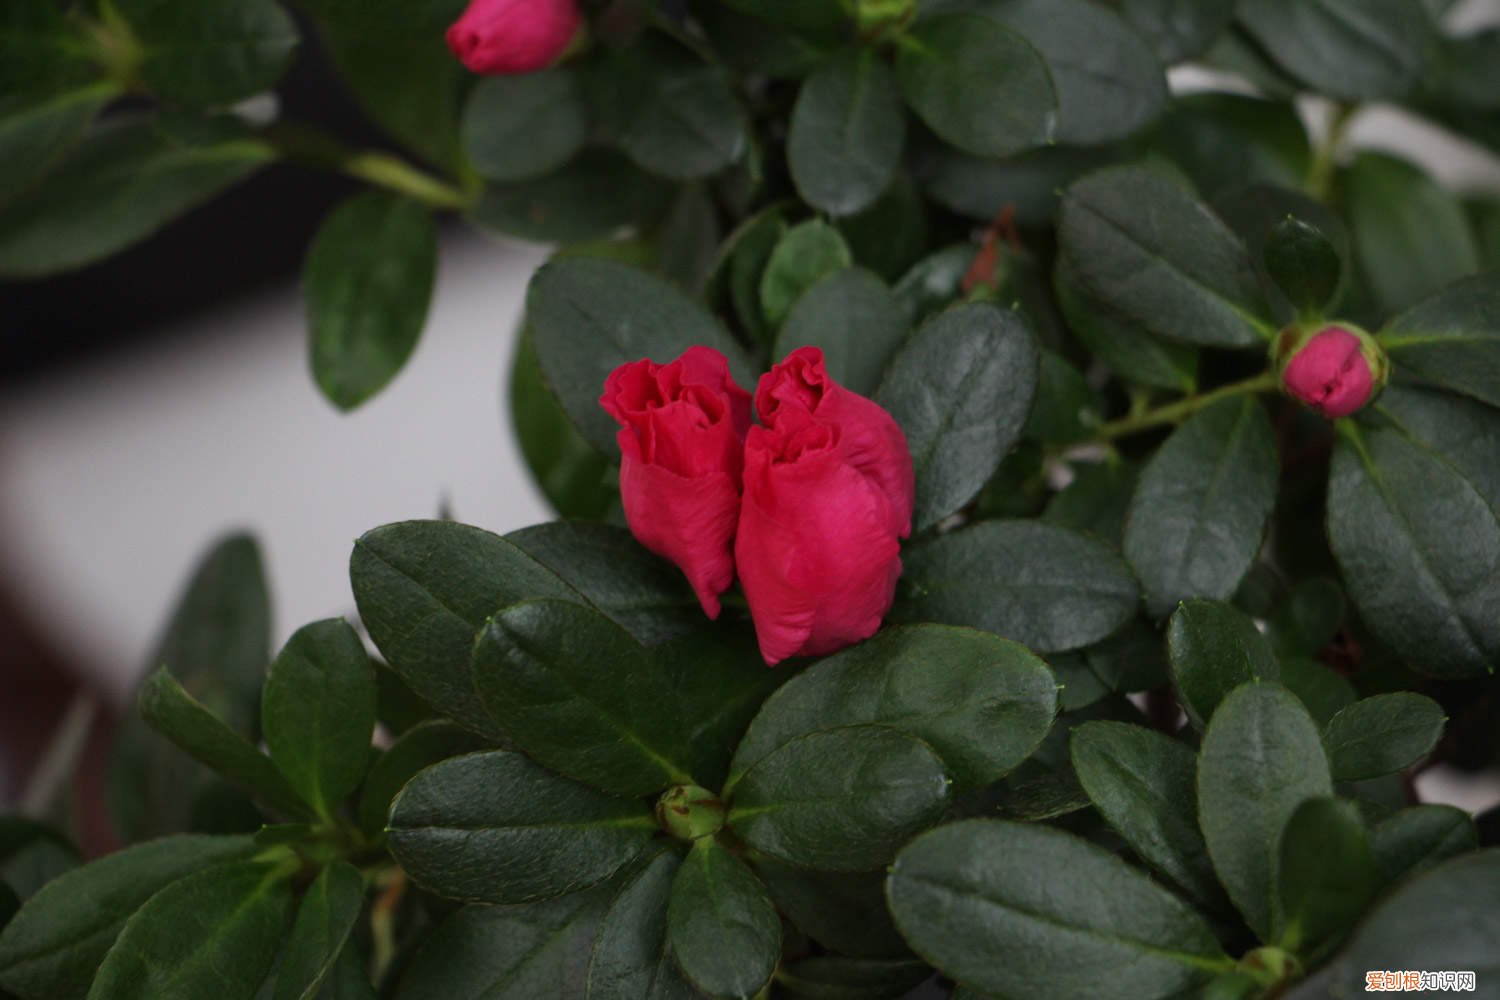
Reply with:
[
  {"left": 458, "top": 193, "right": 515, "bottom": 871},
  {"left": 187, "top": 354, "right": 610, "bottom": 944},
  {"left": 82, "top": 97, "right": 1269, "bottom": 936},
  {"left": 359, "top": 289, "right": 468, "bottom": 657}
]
[
  {"left": 855, "top": 0, "right": 916, "bottom": 34},
  {"left": 1237, "top": 946, "right": 1300, "bottom": 988},
  {"left": 1272, "top": 321, "right": 1388, "bottom": 420},
  {"left": 656, "top": 785, "right": 725, "bottom": 841}
]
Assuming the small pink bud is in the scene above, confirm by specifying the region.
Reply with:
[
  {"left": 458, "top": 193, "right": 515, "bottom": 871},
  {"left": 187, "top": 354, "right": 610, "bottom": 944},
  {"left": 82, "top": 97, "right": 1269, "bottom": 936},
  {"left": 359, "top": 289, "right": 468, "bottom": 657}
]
[
  {"left": 1275, "top": 324, "right": 1387, "bottom": 420},
  {"left": 445, "top": 0, "right": 582, "bottom": 76}
]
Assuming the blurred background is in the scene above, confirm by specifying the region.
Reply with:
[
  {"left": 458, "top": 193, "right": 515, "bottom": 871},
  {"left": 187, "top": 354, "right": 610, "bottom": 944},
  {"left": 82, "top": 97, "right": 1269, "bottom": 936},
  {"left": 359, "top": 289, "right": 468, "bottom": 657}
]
[{"left": 4, "top": 1, "right": 1500, "bottom": 850}]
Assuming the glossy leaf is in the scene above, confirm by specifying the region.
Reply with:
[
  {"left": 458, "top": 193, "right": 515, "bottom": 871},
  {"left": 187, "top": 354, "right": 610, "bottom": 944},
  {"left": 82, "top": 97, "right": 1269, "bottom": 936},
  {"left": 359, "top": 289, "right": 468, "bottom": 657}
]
[
  {"left": 348, "top": 520, "right": 575, "bottom": 736},
  {"left": 526, "top": 256, "right": 755, "bottom": 456},
  {"left": 386, "top": 751, "right": 655, "bottom": 903},
  {"left": 1327, "top": 422, "right": 1500, "bottom": 677},
  {"left": 886, "top": 820, "right": 1228, "bottom": 999},
  {"left": 895, "top": 13, "right": 1056, "bottom": 158},
  {"left": 876, "top": 302, "right": 1040, "bottom": 532},
  {"left": 1124, "top": 397, "right": 1279, "bottom": 619},
  {"left": 471, "top": 599, "right": 693, "bottom": 795},
  {"left": 585, "top": 851, "right": 697, "bottom": 1000},
  {"left": 1264, "top": 216, "right": 1342, "bottom": 317},
  {"left": 1379, "top": 272, "right": 1500, "bottom": 409},
  {"left": 88, "top": 859, "right": 294, "bottom": 1000},
  {"left": 666, "top": 840, "right": 780, "bottom": 1000},
  {"left": 1322, "top": 693, "right": 1447, "bottom": 781},
  {"left": 1167, "top": 600, "right": 1279, "bottom": 729},
  {"left": 356, "top": 720, "right": 488, "bottom": 837},
  {"left": 774, "top": 268, "right": 906, "bottom": 397},
  {"left": 1375, "top": 384, "right": 1500, "bottom": 515},
  {"left": 273, "top": 862, "right": 365, "bottom": 1000},
  {"left": 0, "top": 835, "right": 257, "bottom": 1000},
  {"left": 262, "top": 619, "right": 376, "bottom": 818},
  {"left": 1058, "top": 165, "right": 1272, "bottom": 348},
  {"left": 1237, "top": 0, "right": 1428, "bottom": 101},
  {"left": 788, "top": 48, "right": 905, "bottom": 216},
  {"left": 728, "top": 625, "right": 1057, "bottom": 794},
  {"left": 1197, "top": 683, "right": 1333, "bottom": 941},
  {"left": 462, "top": 69, "right": 587, "bottom": 183},
  {"left": 898, "top": 520, "right": 1140, "bottom": 653},
  {"left": 728, "top": 725, "right": 950, "bottom": 871},
  {"left": 1071, "top": 722, "right": 1222, "bottom": 908},
  {"left": 305, "top": 191, "right": 435, "bottom": 411}
]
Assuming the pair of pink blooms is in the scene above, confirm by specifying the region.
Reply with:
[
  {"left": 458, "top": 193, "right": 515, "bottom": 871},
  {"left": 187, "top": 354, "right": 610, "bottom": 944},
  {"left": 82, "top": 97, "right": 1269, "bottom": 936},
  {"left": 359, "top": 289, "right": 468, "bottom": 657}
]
[
  {"left": 601, "top": 347, "right": 915, "bottom": 666},
  {"left": 446, "top": 0, "right": 582, "bottom": 75}
]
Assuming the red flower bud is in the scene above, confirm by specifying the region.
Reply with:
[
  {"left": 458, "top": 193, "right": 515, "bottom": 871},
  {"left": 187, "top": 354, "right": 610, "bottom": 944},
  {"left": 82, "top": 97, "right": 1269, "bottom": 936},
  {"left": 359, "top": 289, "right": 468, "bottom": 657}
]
[
  {"left": 737, "top": 349, "right": 914, "bottom": 665},
  {"left": 1276, "top": 324, "right": 1388, "bottom": 419},
  {"left": 601, "top": 347, "right": 752, "bottom": 619},
  {"left": 445, "top": 0, "right": 582, "bottom": 76}
]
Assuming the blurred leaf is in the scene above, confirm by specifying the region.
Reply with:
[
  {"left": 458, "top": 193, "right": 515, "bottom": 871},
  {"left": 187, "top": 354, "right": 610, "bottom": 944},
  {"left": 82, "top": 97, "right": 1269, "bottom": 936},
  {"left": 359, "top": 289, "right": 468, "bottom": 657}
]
[
  {"left": 508, "top": 330, "right": 614, "bottom": 520},
  {"left": 1371, "top": 805, "right": 1477, "bottom": 884},
  {"left": 1054, "top": 259, "right": 1198, "bottom": 391},
  {"left": 775, "top": 268, "right": 906, "bottom": 396},
  {"left": 776, "top": 956, "right": 931, "bottom": 1000},
  {"left": 461, "top": 69, "right": 587, "bottom": 183},
  {"left": 114, "top": 0, "right": 299, "bottom": 108},
  {"left": 0, "top": 83, "right": 116, "bottom": 209},
  {"left": 1276, "top": 657, "right": 1357, "bottom": 728},
  {"left": 788, "top": 48, "right": 905, "bottom": 216},
  {"left": 1237, "top": 0, "right": 1429, "bottom": 101},
  {"left": 751, "top": 861, "right": 909, "bottom": 959},
  {"left": 1116, "top": 0, "right": 1237, "bottom": 63},
  {"left": 759, "top": 219, "right": 852, "bottom": 332},
  {"left": 1276, "top": 797, "right": 1377, "bottom": 953},
  {"left": 469, "top": 149, "right": 671, "bottom": 244}
]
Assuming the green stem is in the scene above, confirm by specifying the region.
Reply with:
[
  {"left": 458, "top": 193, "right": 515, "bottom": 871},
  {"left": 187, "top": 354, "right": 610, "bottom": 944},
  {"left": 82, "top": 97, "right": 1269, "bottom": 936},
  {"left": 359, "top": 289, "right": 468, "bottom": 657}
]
[
  {"left": 1305, "top": 103, "right": 1356, "bottom": 201},
  {"left": 1074, "top": 372, "right": 1279, "bottom": 446},
  {"left": 262, "top": 123, "right": 475, "bottom": 211}
]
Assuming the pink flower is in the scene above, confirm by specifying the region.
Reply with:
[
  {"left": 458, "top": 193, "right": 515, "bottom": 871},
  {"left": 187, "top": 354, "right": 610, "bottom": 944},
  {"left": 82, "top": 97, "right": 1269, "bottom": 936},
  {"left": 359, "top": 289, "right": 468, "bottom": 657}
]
[
  {"left": 601, "top": 347, "right": 751, "bottom": 619},
  {"left": 445, "top": 0, "right": 582, "bottom": 76},
  {"left": 737, "top": 349, "right": 914, "bottom": 665},
  {"left": 1280, "top": 325, "right": 1382, "bottom": 419}
]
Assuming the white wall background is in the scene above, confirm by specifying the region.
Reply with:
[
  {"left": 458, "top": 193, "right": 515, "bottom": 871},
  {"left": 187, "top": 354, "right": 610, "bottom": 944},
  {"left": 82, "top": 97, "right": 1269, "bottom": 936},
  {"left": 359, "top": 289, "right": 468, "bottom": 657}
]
[{"left": 2, "top": 1, "right": 1499, "bottom": 812}]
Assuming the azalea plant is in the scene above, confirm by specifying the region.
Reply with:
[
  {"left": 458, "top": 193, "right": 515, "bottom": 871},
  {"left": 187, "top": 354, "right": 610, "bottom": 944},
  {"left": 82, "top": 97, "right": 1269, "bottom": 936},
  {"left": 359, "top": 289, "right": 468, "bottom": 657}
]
[{"left": 4, "top": 0, "right": 1500, "bottom": 997}]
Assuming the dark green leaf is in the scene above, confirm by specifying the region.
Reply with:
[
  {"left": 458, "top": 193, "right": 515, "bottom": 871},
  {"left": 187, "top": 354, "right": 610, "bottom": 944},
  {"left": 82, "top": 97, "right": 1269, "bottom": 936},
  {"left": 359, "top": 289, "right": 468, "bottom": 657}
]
[
  {"left": 0, "top": 1, "right": 98, "bottom": 97},
  {"left": 1237, "top": 0, "right": 1429, "bottom": 100},
  {"left": 357, "top": 721, "right": 488, "bottom": 837},
  {"left": 1166, "top": 600, "right": 1279, "bottom": 729},
  {"left": 876, "top": 302, "right": 1040, "bottom": 532},
  {"left": 1053, "top": 256, "right": 1198, "bottom": 392},
  {"left": 1266, "top": 578, "right": 1346, "bottom": 657},
  {"left": 898, "top": 520, "right": 1140, "bottom": 653},
  {"left": 1071, "top": 721, "right": 1223, "bottom": 908},
  {"left": 461, "top": 69, "right": 587, "bottom": 183},
  {"left": 1276, "top": 658, "right": 1357, "bottom": 728},
  {"left": 1379, "top": 272, "right": 1500, "bottom": 408},
  {"left": 0, "top": 821, "right": 77, "bottom": 902},
  {"left": 1277, "top": 797, "right": 1377, "bottom": 952},
  {"left": 836, "top": 176, "right": 929, "bottom": 282},
  {"left": 728, "top": 625, "right": 1056, "bottom": 794},
  {"left": 1043, "top": 460, "right": 1139, "bottom": 548},
  {"left": 262, "top": 619, "right": 376, "bottom": 818},
  {"left": 728, "top": 725, "right": 950, "bottom": 871},
  {"left": 472, "top": 599, "right": 693, "bottom": 795},
  {"left": 348, "top": 520, "right": 575, "bottom": 736},
  {"left": 88, "top": 859, "right": 295, "bottom": 1000},
  {"left": 759, "top": 220, "right": 852, "bottom": 332},
  {"left": 1024, "top": 351, "right": 1097, "bottom": 444},
  {"left": 1307, "top": 850, "right": 1500, "bottom": 992},
  {"left": 886, "top": 820, "right": 1228, "bottom": 999},
  {"left": 505, "top": 521, "right": 704, "bottom": 646},
  {"left": 788, "top": 48, "right": 905, "bottom": 216},
  {"left": 776, "top": 956, "right": 930, "bottom": 999},
  {"left": 585, "top": 850, "right": 698, "bottom": 1000},
  {"left": 305, "top": 190, "right": 435, "bottom": 411},
  {"left": 115, "top": 0, "right": 299, "bottom": 108},
  {"left": 920, "top": 143, "right": 1116, "bottom": 229},
  {"left": 693, "top": 3, "right": 830, "bottom": 79},
  {"left": 470, "top": 149, "right": 670, "bottom": 244},
  {"left": 1347, "top": 152, "right": 1479, "bottom": 317},
  {"left": 1375, "top": 384, "right": 1500, "bottom": 515},
  {"left": 139, "top": 668, "right": 313, "bottom": 820},
  {"left": 655, "top": 184, "right": 721, "bottom": 294},
  {"left": 1058, "top": 165, "right": 1273, "bottom": 347},
  {"left": 1116, "top": 0, "right": 1237, "bottom": 62},
  {"left": 715, "top": 0, "right": 848, "bottom": 42},
  {"left": 982, "top": 0, "right": 1166, "bottom": 145},
  {"left": 1327, "top": 421, "right": 1500, "bottom": 677},
  {"left": 1124, "top": 397, "right": 1279, "bottom": 618},
  {"left": 526, "top": 256, "right": 755, "bottom": 456},
  {"left": 1197, "top": 683, "right": 1333, "bottom": 942},
  {"left": 1264, "top": 217, "right": 1343, "bottom": 317},
  {"left": 750, "top": 861, "right": 909, "bottom": 959},
  {"left": 1371, "top": 805, "right": 1477, "bottom": 884},
  {"left": 895, "top": 13, "right": 1056, "bottom": 158},
  {"left": 707, "top": 204, "right": 789, "bottom": 347},
  {"left": 508, "top": 330, "right": 613, "bottom": 520},
  {"left": 593, "top": 33, "right": 747, "bottom": 181},
  {"left": 0, "top": 114, "right": 273, "bottom": 278},
  {"left": 0, "top": 835, "right": 256, "bottom": 1000},
  {"left": 892, "top": 244, "right": 972, "bottom": 326},
  {"left": 774, "top": 268, "right": 906, "bottom": 397},
  {"left": 386, "top": 751, "right": 655, "bottom": 903},
  {"left": 273, "top": 863, "right": 364, "bottom": 1000},
  {"left": 1153, "top": 93, "right": 1311, "bottom": 197},
  {"left": 0, "top": 83, "right": 116, "bottom": 209},
  {"left": 394, "top": 883, "right": 615, "bottom": 1000},
  {"left": 666, "top": 840, "right": 779, "bottom": 1000},
  {"left": 1322, "top": 693, "right": 1447, "bottom": 781}
]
